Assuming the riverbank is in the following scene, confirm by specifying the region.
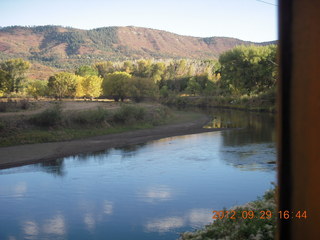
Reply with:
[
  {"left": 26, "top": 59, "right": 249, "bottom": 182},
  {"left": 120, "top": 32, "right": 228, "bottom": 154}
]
[
  {"left": 179, "top": 187, "right": 276, "bottom": 240},
  {"left": 161, "top": 92, "right": 276, "bottom": 113},
  {"left": 0, "top": 111, "right": 225, "bottom": 169}
]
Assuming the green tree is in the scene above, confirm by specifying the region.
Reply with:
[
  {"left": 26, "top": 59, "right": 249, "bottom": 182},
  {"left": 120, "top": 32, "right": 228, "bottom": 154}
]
[
  {"left": 0, "top": 69, "right": 9, "bottom": 94},
  {"left": 176, "top": 59, "right": 187, "bottom": 77},
  {"left": 164, "top": 61, "right": 176, "bottom": 80},
  {"left": 95, "top": 61, "right": 115, "bottom": 78},
  {"left": 26, "top": 79, "right": 48, "bottom": 99},
  {"left": 48, "top": 72, "right": 80, "bottom": 99},
  {"left": 0, "top": 58, "right": 31, "bottom": 93},
  {"left": 102, "top": 71, "right": 131, "bottom": 102},
  {"left": 186, "top": 77, "right": 201, "bottom": 96},
  {"left": 122, "top": 61, "right": 134, "bottom": 73},
  {"left": 219, "top": 45, "right": 277, "bottom": 95},
  {"left": 130, "top": 77, "right": 159, "bottom": 102},
  {"left": 150, "top": 62, "right": 166, "bottom": 82},
  {"left": 75, "top": 65, "right": 98, "bottom": 77},
  {"left": 134, "top": 59, "right": 152, "bottom": 78}
]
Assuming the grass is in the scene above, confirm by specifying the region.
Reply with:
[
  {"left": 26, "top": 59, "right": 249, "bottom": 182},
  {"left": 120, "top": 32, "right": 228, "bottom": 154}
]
[
  {"left": 0, "top": 123, "right": 155, "bottom": 146},
  {"left": 0, "top": 98, "right": 33, "bottom": 112},
  {"left": 179, "top": 187, "right": 276, "bottom": 240},
  {"left": 29, "top": 103, "right": 63, "bottom": 126},
  {"left": 161, "top": 90, "right": 276, "bottom": 113},
  {"left": 0, "top": 103, "right": 202, "bottom": 147}
]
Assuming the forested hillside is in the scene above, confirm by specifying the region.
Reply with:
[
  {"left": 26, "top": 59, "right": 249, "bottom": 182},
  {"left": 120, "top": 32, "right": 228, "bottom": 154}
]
[{"left": 0, "top": 25, "right": 275, "bottom": 71}]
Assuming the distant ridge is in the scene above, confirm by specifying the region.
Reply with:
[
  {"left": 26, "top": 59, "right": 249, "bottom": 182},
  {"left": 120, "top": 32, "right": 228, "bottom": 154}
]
[{"left": 0, "top": 25, "right": 276, "bottom": 69}]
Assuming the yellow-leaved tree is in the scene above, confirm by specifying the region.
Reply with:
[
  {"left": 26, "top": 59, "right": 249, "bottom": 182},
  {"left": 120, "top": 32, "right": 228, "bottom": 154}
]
[{"left": 81, "top": 75, "right": 103, "bottom": 99}]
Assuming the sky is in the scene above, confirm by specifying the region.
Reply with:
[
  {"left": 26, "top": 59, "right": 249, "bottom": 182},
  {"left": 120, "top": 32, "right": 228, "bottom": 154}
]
[{"left": 0, "top": 0, "right": 278, "bottom": 42}]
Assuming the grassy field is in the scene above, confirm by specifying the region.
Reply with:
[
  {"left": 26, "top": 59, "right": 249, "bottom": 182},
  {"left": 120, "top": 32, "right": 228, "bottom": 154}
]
[{"left": 0, "top": 100, "right": 203, "bottom": 147}]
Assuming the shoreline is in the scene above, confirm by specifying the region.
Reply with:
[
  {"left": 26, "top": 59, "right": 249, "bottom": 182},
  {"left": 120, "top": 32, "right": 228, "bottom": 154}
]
[{"left": 0, "top": 114, "right": 226, "bottom": 169}]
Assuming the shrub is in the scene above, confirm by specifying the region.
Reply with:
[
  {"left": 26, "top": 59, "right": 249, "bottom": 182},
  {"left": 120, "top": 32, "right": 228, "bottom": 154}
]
[
  {"left": 20, "top": 99, "right": 30, "bottom": 110},
  {"left": 71, "top": 107, "right": 109, "bottom": 125},
  {"left": 147, "top": 106, "right": 171, "bottom": 125},
  {"left": 112, "top": 105, "right": 146, "bottom": 124},
  {"left": 0, "top": 101, "right": 7, "bottom": 112},
  {"left": 180, "top": 187, "right": 276, "bottom": 240},
  {"left": 0, "top": 120, "right": 5, "bottom": 131},
  {"left": 30, "top": 103, "right": 62, "bottom": 127}
]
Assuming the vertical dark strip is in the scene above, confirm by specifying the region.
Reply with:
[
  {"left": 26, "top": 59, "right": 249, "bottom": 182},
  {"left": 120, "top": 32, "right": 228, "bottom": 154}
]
[{"left": 278, "top": 0, "right": 293, "bottom": 239}]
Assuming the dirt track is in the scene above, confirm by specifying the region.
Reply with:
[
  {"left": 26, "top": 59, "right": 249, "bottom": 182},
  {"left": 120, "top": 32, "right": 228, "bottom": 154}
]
[{"left": 0, "top": 113, "right": 225, "bottom": 169}]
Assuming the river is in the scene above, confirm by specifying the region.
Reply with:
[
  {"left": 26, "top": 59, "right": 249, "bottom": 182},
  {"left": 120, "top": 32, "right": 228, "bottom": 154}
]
[{"left": 0, "top": 109, "right": 276, "bottom": 240}]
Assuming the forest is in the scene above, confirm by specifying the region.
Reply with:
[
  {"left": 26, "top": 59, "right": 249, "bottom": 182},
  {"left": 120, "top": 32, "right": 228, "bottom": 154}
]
[{"left": 0, "top": 44, "right": 277, "bottom": 111}]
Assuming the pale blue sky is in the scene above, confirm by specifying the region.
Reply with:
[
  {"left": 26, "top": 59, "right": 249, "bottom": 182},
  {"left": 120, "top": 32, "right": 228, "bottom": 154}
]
[{"left": 0, "top": 0, "right": 278, "bottom": 42}]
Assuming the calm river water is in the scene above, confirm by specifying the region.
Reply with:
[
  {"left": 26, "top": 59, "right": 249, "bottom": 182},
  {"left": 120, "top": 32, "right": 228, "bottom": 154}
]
[{"left": 0, "top": 109, "right": 276, "bottom": 240}]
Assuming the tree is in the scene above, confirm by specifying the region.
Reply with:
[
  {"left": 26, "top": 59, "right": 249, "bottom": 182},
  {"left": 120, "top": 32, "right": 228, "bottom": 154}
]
[
  {"left": 176, "top": 59, "right": 187, "bottom": 77},
  {"left": 0, "top": 69, "right": 9, "bottom": 94},
  {"left": 75, "top": 65, "right": 98, "bottom": 77},
  {"left": 0, "top": 58, "right": 31, "bottom": 93},
  {"left": 48, "top": 72, "right": 80, "bottom": 99},
  {"left": 219, "top": 45, "right": 277, "bottom": 95},
  {"left": 150, "top": 62, "right": 166, "bottom": 82},
  {"left": 95, "top": 61, "right": 115, "bottom": 78},
  {"left": 121, "top": 61, "right": 134, "bottom": 73},
  {"left": 102, "top": 71, "right": 131, "bottom": 102},
  {"left": 186, "top": 77, "right": 201, "bottom": 96},
  {"left": 130, "top": 77, "right": 159, "bottom": 102},
  {"left": 26, "top": 79, "right": 48, "bottom": 99},
  {"left": 134, "top": 59, "right": 152, "bottom": 78},
  {"left": 81, "top": 75, "right": 103, "bottom": 99}
]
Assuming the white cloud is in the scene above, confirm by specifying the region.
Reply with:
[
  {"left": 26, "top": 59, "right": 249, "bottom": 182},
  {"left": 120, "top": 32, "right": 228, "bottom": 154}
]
[
  {"left": 139, "top": 185, "right": 173, "bottom": 202},
  {"left": 43, "top": 214, "right": 66, "bottom": 235},
  {"left": 144, "top": 217, "right": 184, "bottom": 232},
  {"left": 103, "top": 201, "right": 113, "bottom": 215},
  {"left": 13, "top": 182, "right": 27, "bottom": 197},
  {"left": 84, "top": 214, "right": 95, "bottom": 231},
  {"left": 144, "top": 208, "right": 212, "bottom": 233},
  {"left": 23, "top": 221, "right": 39, "bottom": 237},
  {"left": 187, "top": 208, "right": 212, "bottom": 226}
]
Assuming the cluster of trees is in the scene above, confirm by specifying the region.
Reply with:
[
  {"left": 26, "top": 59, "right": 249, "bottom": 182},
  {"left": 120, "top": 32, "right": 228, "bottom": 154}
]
[
  {"left": 44, "top": 59, "right": 222, "bottom": 101},
  {"left": 0, "top": 58, "right": 31, "bottom": 94},
  {"left": 219, "top": 44, "right": 277, "bottom": 95},
  {"left": 47, "top": 70, "right": 157, "bottom": 102},
  {"left": 0, "top": 44, "right": 277, "bottom": 101}
]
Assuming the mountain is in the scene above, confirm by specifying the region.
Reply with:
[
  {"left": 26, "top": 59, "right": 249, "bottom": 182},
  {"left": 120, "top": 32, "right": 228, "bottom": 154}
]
[{"left": 0, "top": 25, "right": 276, "bottom": 72}]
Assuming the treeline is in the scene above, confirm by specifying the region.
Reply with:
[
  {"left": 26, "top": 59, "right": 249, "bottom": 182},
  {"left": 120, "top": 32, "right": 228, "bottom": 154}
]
[{"left": 0, "top": 44, "right": 277, "bottom": 105}]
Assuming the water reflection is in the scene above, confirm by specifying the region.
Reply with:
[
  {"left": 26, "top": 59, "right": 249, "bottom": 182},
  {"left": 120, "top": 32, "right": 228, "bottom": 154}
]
[
  {"left": 0, "top": 109, "right": 276, "bottom": 240},
  {"left": 145, "top": 217, "right": 184, "bottom": 232},
  {"left": 115, "top": 143, "right": 147, "bottom": 157},
  {"left": 138, "top": 185, "right": 173, "bottom": 203},
  {"left": 13, "top": 182, "right": 27, "bottom": 197},
  {"left": 37, "top": 159, "right": 66, "bottom": 177},
  {"left": 204, "top": 116, "right": 236, "bottom": 128},
  {"left": 22, "top": 214, "right": 67, "bottom": 240},
  {"left": 84, "top": 213, "right": 96, "bottom": 231},
  {"left": 23, "top": 221, "right": 39, "bottom": 239},
  {"left": 144, "top": 208, "right": 212, "bottom": 233},
  {"left": 220, "top": 143, "right": 276, "bottom": 171},
  {"left": 42, "top": 214, "right": 66, "bottom": 235}
]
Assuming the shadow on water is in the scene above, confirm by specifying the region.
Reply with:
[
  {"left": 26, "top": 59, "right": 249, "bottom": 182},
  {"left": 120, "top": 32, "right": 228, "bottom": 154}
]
[
  {"left": 34, "top": 143, "right": 148, "bottom": 177},
  {"left": 201, "top": 108, "right": 276, "bottom": 171},
  {"left": 36, "top": 158, "right": 66, "bottom": 177},
  {"left": 36, "top": 108, "right": 276, "bottom": 176},
  {"left": 114, "top": 143, "right": 147, "bottom": 157}
]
